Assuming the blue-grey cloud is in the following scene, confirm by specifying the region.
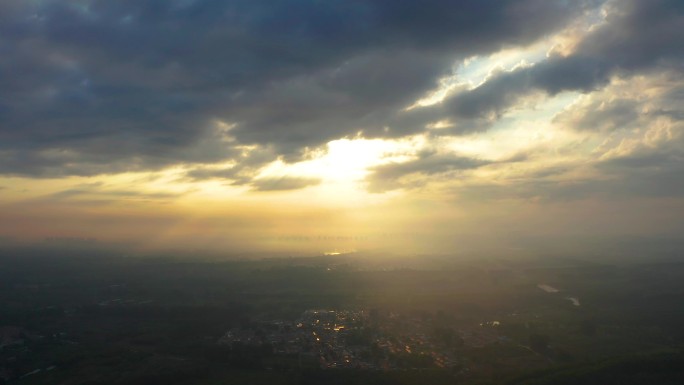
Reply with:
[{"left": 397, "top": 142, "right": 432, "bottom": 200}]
[
  {"left": 426, "top": 0, "right": 684, "bottom": 129},
  {"left": 0, "top": 0, "right": 599, "bottom": 177}
]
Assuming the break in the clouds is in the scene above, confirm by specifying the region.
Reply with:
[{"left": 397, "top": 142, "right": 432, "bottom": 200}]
[
  {"left": 1, "top": 0, "right": 684, "bottom": 253},
  {"left": 1, "top": 0, "right": 599, "bottom": 178},
  {"left": 428, "top": 0, "right": 684, "bottom": 125}
]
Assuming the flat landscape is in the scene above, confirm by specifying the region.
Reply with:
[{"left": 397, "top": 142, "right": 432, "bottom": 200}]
[{"left": 2, "top": 246, "right": 683, "bottom": 385}]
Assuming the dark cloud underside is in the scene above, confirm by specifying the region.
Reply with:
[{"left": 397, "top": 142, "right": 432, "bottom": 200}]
[{"left": 0, "top": 0, "right": 597, "bottom": 176}]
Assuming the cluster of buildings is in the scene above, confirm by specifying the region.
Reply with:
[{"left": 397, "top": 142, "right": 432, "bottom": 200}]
[
  {"left": 218, "top": 309, "right": 374, "bottom": 368},
  {"left": 217, "top": 309, "right": 501, "bottom": 370}
]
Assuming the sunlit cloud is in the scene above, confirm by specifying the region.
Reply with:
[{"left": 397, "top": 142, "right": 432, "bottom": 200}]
[{"left": 1, "top": 0, "right": 683, "bottom": 254}]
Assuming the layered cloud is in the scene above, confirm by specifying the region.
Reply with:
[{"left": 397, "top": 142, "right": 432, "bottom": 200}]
[
  {"left": 433, "top": 0, "right": 684, "bottom": 123},
  {"left": 1, "top": 0, "right": 599, "bottom": 178},
  {"left": 1, "top": 0, "right": 683, "bottom": 253}
]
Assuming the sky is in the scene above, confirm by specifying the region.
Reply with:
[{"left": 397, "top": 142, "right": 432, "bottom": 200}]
[{"left": 1, "top": 0, "right": 683, "bottom": 256}]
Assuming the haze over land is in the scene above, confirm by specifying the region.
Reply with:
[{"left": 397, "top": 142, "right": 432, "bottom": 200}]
[{"left": 1, "top": 0, "right": 683, "bottom": 256}]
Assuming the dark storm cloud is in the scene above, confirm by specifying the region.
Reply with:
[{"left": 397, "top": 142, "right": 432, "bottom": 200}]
[
  {"left": 223, "top": 49, "right": 455, "bottom": 157},
  {"left": 432, "top": 0, "right": 684, "bottom": 127},
  {"left": 0, "top": 0, "right": 598, "bottom": 177}
]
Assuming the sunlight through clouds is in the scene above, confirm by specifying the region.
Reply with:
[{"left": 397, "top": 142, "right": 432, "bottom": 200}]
[{"left": 1, "top": 0, "right": 683, "bottom": 254}]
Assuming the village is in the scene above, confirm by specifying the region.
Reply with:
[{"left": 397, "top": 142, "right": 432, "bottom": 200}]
[{"left": 217, "top": 309, "right": 502, "bottom": 370}]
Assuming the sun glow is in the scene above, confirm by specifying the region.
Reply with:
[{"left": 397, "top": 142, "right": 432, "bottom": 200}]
[{"left": 258, "top": 136, "right": 424, "bottom": 183}]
